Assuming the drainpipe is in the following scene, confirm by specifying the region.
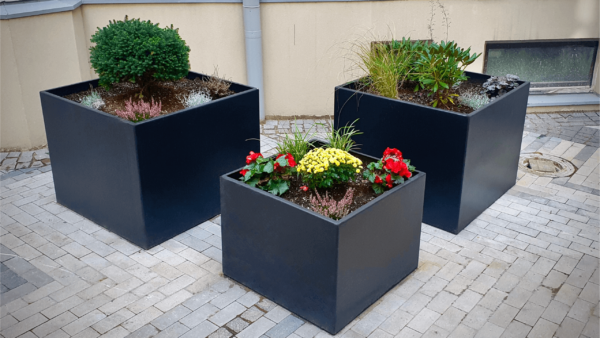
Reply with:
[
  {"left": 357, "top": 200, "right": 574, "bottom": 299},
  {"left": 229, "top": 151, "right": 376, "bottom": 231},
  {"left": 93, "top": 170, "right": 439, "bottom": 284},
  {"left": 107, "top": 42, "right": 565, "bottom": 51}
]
[{"left": 243, "top": 0, "right": 265, "bottom": 121}]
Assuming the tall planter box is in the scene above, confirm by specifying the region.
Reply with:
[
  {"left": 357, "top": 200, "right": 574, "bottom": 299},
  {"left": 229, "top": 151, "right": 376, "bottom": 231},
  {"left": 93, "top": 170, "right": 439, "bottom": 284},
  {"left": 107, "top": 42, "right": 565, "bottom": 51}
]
[
  {"left": 40, "top": 71, "right": 259, "bottom": 249},
  {"left": 220, "top": 148, "right": 426, "bottom": 334},
  {"left": 335, "top": 71, "right": 529, "bottom": 234}
]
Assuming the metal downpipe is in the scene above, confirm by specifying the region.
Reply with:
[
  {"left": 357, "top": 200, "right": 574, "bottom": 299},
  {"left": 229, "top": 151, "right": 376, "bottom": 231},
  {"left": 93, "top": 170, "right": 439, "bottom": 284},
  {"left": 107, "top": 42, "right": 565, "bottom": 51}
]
[{"left": 242, "top": 0, "right": 265, "bottom": 121}]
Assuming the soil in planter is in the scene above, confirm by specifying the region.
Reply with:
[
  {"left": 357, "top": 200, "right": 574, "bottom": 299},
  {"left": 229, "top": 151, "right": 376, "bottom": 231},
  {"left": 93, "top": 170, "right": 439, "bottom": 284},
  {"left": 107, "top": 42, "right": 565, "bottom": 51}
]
[
  {"left": 278, "top": 174, "right": 380, "bottom": 216},
  {"left": 357, "top": 80, "right": 484, "bottom": 114},
  {"left": 63, "top": 76, "right": 234, "bottom": 118}
]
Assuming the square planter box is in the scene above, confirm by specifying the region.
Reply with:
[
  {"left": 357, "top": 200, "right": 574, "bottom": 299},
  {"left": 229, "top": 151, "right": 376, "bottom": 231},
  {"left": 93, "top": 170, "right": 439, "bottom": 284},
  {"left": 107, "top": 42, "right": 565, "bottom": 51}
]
[
  {"left": 334, "top": 72, "right": 530, "bottom": 234},
  {"left": 220, "top": 147, "right": 426, "bottom": 334},
  {"left": 40, "top": 71, "right": 259, "bottom": 249}
]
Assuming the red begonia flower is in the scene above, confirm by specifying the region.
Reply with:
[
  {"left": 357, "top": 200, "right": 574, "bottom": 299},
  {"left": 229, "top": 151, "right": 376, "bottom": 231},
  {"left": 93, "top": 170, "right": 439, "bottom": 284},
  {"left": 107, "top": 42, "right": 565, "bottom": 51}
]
[
  {"left": 383, "top": 148, "right": 402, "bottom": 160},
  {"left": 375, "top": 176, "right": 383, "bottom": 184},
  {"left": 300, "top": 186, "right": 308, "bottom": 192},
  {"left": 246, "top": 151, "right": 263, "bottom": 164},
  {"left": 286, "top": 153, "right": 296, "bottom": 167},
  {"left": 386, "top": 174, "right": 393, "bottom": 188},
  {"left": 240, "top": 169, "right": 249, "bottom": 177}
]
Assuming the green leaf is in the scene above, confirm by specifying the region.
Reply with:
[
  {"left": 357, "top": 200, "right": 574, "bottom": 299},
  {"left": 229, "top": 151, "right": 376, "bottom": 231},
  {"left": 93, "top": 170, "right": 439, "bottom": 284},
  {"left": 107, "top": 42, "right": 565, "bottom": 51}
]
[
  {"left": 372, "top": 184, "right": 385, "bottom": 195},
  {"left": 276, "top": 156, "right": 288, "bottom": 167},
  {"left": 247, "top": 177, "right": 259, "bottom": 187},
  {"left": 263, "top": 161, "right": 274, "bottom": 173},
  {"left": 277, "top": 181, "right": 290, "bottom": 195}
]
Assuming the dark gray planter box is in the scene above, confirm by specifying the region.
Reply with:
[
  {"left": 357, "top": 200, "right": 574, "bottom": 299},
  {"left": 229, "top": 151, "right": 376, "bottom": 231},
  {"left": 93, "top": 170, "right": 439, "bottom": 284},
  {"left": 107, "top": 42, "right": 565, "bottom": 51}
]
[
  {"left": 220, "top": 149, "right": 426, "bottom": 334},
  {"left": 334, "top": 71, "right": 530, "bottom": 234},
  {"left": 40, "top": 71, "right": 259, "bottom": 249}
]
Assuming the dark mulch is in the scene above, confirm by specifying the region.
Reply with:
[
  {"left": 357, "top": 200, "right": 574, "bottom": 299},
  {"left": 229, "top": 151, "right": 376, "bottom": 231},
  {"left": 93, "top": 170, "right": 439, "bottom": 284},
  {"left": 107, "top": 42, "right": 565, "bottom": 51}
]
[
  {"left": 358, "top": 80, "right": 483, "bottom": 114},
  {"left": 63, "top": 77, "right": 233, "bottom": 119}
]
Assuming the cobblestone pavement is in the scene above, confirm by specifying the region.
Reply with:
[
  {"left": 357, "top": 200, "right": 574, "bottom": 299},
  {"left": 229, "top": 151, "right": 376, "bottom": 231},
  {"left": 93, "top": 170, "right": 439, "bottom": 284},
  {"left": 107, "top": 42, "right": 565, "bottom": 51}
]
[
  {"left": 524, "top": 112, "right": 600, "bottom": 147},
  {"left": 0, "top": 116, "right": 598, "bottom": 338}
]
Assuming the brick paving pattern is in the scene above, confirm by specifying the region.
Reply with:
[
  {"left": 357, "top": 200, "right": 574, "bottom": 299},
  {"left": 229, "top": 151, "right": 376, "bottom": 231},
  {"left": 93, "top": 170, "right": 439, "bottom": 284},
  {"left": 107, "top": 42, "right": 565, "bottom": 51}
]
[
  {"left": 0, "top": 114, "right": 598, "bottom": 338},
  {"left": 524, "top": 112, "right": 599, "bottom": 147}
]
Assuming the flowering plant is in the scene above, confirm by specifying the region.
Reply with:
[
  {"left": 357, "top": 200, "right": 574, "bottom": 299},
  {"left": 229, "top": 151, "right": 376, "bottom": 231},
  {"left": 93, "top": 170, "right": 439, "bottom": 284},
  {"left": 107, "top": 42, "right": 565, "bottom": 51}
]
[
  {"left": 310, "top": 188, "right": 354, "bottom": 221},
  {"left": 363, "top": 147, "right": 415, "bottom": 194},
  {"left": 296, "top": 148, "right": 363, "bottom": 189},
  {"left": 115, "top": 97, "right": 162, "bottom": 122},
  {"left": 239, "top": 151, "right": 296, "bottom": 196}
]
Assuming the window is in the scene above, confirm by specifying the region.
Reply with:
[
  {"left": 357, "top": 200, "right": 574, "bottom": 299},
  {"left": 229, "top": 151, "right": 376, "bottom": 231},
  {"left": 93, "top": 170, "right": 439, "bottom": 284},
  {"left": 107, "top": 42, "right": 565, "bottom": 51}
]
[{"left": 483, "top": 39, "right": 599, "bottom": 92}]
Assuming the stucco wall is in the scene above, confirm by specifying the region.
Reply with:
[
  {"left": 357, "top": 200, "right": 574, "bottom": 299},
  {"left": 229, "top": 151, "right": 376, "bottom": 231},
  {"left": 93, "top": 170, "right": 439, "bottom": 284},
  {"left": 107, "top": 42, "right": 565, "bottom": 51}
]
[
  {"left": 1, "top": 0, "right": 599, "bottom": 150},
  {"left": 262, "top": 0, "right": 600, "bottom": 117},
  {"left": 1, "top": 3, "right": 245, "bottom": 151},
  {"left": 1, "top": 10, "right": 89, "bottom": 150}
]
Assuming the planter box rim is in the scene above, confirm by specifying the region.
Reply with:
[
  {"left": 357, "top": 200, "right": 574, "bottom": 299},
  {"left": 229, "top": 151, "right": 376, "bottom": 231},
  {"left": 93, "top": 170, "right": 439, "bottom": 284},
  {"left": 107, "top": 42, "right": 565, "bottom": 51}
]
[
  {"left": 335, "top": 72, "right": 531, "bottom": 118},
  {"left": 221, "top": 140, "right": 425, "bottom": 226},
  {"left": 40, "top": 71, "right": 258, "bottom": 127}
]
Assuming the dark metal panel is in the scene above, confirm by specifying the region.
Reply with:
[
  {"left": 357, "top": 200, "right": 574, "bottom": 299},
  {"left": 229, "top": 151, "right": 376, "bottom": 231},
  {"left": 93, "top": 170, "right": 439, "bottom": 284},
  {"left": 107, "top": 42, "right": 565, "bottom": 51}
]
[
  {"left": 221, "top": 176, "right": 339, "bottom": 333},
  {"left": 459, "top": 79, "right": 530, "bottom": 230},
  {"left": 335, "top": 172, "right": 425, "bottom": 332},
  {"left": 135, "top": 73, "right": 260, "bottom": 248},
  {"left": 334, "top": 71, "right": 530, "bottom": 234},
  {"left": 221, "top": 155, "right": 425, "bottom": 334},
  {"left": 40, "top": 71, "right": 259, "bottom": 249},
  {"left": 334, "top": 84, "right": 468, "bottom": 232},
  {"left": 40, "top": 87, "right": 146, "bottom": 245}
]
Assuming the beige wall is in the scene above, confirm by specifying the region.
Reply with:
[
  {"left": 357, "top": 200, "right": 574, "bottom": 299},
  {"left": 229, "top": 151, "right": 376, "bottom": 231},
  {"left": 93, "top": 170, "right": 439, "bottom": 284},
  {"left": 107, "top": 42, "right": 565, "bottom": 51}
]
[
  {"left": 1, "top": 0, "right": 599, "bottom": 150},
  {"left": 1, "top": 10, "right": 89, "bottom": 150},
  {"left": 1, "top": 3, "right": 245, "bottom": 151},
  {"left": 262, "top": 0, "right": 600, "bottom": 117}
]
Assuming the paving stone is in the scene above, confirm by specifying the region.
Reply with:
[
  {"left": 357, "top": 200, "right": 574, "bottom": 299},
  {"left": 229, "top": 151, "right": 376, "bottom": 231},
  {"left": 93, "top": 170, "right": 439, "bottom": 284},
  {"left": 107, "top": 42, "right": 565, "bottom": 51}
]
[
  {"left": 433, "top": 306, "right": 465, "bottom": 332},
  {"left": 462, "top": 305, "right": 493, "bottom": 330},
  {"left": 151, "top": 304, "right": 192, "bottom": 330},
  {"left": 208, "top": 327, "right": 233, "bottom": 338},
  {"left": 180, "top": 303, "right": 220, "bottom": 328},
  {"left": 555, "top": 316, "right": 586, "bottom": 338},
  {"left": 209, "top": 302, "right": 247, "bottom": 326},
  {"left": 499, "top": 320, "right": 531, "bottom": 338},
  {"left": 264, "top": 306, "right": 290, "bottom": 323},
  {"left": 264, "top": 315, "right": 304, "bottom": 338},
  {"left": 378, "top": 309, "right": 413, "bottom": 335},
  {"left": 0, "top": 126, "right": 597, "bottom": 338},
  {"left": 241, "top": 305, "right": 265, "bottom": 323},
  {"left": 180, "top": 320, "right": 219, "bottom": 338},
  {"left": 406, "top": 308, "right": 440, "bottom": 333},
  {"left": 237, "top": 317, "right": 276, "bottom": 338},
  {"left": 226, "top": 317, "right": 250, "bottom": 333}
]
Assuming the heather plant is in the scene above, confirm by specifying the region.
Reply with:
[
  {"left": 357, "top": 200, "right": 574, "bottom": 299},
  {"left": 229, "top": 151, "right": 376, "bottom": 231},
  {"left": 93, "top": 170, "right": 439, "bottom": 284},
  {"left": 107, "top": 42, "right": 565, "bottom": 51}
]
[
  {"left": 239, "top": 151, "right": 297, "bottom": 196},
  {"left": 80, "top": 90, "right": 105, "bottom": 110},
  {"left": 179, "top": 90, "right": 212, "bottom": 108},
  {"left": 115, "top": 97, "right": 162, "bottom": 122},
  {"left": 275, "top": 119, "right": 317, "bottom": 162},
  {"left": 90, "top": 15, "right": 190, "bottom": 98},
  {"left": 310, "top": 188, "right": 354, "bottom": 220},
  {"left": 459, "top": 90, "right": 490, "bottom": 110},
  {"left": 363, "top": 147, "right": 415, "bottom": 194},
  {"left": 297, "top": 148, "right": 363, "bottom": 189}
]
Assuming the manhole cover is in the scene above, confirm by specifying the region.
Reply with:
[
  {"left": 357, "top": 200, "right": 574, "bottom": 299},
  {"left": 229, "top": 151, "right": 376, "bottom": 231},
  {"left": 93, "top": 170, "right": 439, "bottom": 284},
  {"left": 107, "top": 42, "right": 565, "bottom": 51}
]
[{"left": 518, "top": 153, "right": 576, "bottom": 177}]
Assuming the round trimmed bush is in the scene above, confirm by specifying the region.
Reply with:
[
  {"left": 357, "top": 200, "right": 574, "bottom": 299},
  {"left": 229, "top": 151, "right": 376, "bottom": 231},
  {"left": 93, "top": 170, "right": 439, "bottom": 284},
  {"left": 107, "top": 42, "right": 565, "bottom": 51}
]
[{"left": 90, "top": 16, "right": 190, "bottom": 95}]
